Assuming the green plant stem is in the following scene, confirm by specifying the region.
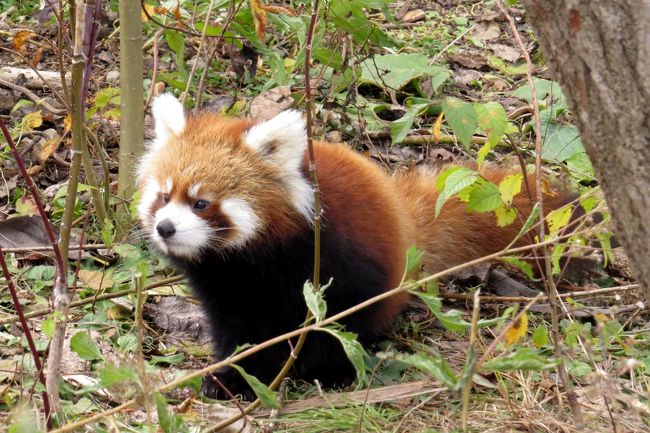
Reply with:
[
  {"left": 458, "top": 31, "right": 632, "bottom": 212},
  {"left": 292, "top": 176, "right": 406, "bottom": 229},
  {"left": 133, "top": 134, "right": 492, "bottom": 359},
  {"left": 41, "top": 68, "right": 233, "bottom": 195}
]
[
  {"left": 494, "top": 0, "right": 583, "bottom": 427},
  {"left": 205, "top": 3, "right": 323, "bottom": 431},
  {"left": 80, "top": 126, "right": 110, "bottom": 227},
  {"left": 117, "top": 0, "right": 144, "bottom": 232},
  {"left": 49, "top": 226, "right": 587, "bottom": 433},
  {"left": 0, "top": 275, "right": 185, "bottom": 326},
  {"left": 0, "top": 245, "right": 52, "bottom": 429}
]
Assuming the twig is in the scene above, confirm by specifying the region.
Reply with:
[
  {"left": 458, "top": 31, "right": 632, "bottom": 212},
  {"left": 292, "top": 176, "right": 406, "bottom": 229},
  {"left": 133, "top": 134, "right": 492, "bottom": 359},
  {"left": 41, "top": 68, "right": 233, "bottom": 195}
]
[
  {"left": 495, "top": 1, "right": 583, "bottom": 426},
  {"left": 460, "top": 290, "right": 481, "bottom": 432},
  {"left": 204, "top": 2, "right": 324, "bottom": 431},
  {"left": 439, "top": 284, "right": 640, "bottom": 303},
  {"left": 0, "top": 275, "right": 185, "bottom": 326},
  {"left": 144, "top": 28, "right": 164, "bottom": 109},
  {"left": 0, "top": 243, "right": 107, "bottom": 254},
  {"left": 0, "top": 78, "right": 66, "bottom": 115},
  {"left": 179, "top": 0, "right": 216, "bottom": 104},
  {"left": 0, "top": 245, "right": 52, "bottom": 429},
  {"left": 50, "top": 234, "right": 586, "bottom": 433}
]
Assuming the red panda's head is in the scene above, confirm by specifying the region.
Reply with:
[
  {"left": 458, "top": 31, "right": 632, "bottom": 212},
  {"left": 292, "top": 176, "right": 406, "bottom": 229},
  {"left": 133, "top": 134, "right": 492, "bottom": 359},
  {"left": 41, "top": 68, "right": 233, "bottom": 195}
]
[{"left": 137, "top": 94, "right": 314, "bottom": 260}]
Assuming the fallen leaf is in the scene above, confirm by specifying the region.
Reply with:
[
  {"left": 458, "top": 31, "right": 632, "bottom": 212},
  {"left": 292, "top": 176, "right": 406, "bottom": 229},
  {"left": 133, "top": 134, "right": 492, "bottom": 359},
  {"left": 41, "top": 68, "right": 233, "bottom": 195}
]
[
  {"left": 505, "top": 312, "right": 528, "bottom": 346},
  {"left": 37, "top": 136, "right": 60, "bottom": 162},
  {"left": 16, "top": 194, "right": 38, "bottom": 217},
  {"left": 77, "top": 269, "right": 113, "bottom": 292},
  {"left": 30, "top": 48, "right": 43, "bottom": 68},
  {"left": 22, "top": 110, "right": 43, "bottom": 131},
  {"left": 12, "top": 30, "right": 36, "bottom": 52},
  {"left": 489, "top": 43, "right": 521, "bottom": 63},
  {"left": 472, "top": 21, "right": 500, "bottom": 40},
  {"left": 400, "top": 9, "right": 425, "bottom": 23}
]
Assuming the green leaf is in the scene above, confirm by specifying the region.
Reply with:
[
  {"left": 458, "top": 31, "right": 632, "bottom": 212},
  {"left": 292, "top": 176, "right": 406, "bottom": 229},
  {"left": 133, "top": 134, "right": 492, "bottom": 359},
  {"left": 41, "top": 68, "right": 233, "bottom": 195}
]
[
  {"left": 501, "top": 256, "right": 534, "bottom": 279},
  {"left": 442, "top": 97, "right": 478, "bottom": 148},
  {"left": 41, "top": 317, "right": 55, "bottom": 339},
  {"left": 474, "top": 102, "right": 508, "bottom": 148},
  {"left": 551, "top": 243, "right": 566, "bottom": 275},
  {"left": 513, "top": 78, "right": 564, "bottom": 103},
  {"left": 597, "top": 232, "right": 615, "bottom": 266},
  {"left": 540, "top": 121, "right": 584, "bottom": 162},
  {"left": 303, "top": 278, "right": 331, "bottom": 322},
  {"left": 568, "top": 360, "right": 592, "bottom": 377},
  {"left": 322, "top": 328, "right": 368, "bottom": 385},
  {"left": 416, "top": 293, "right": 470, "bottom": 333},
  {"left": 154, "top": 392, "right": 189, "bottom": 433},
  {"left": 398, "top": 352, "right": 458, "bottom": 389},
  {"left": 331, "top": 0, "right": 396, "bottom": 48},
  {"left": 232, "top": 365, "right": 280, "bottom": 408},
  {"left": 467, "top": 181, "right": 503, "bottom": 213},
  {"left": 360, "top": 53, "right": 450, "bottom": 91},
  {"left": 405, "top": 245, "right": 424, "bottom": 275},
  {"left": 390, "top": 102, "right": 430, "bottom": 145},
  {"left": 165, "top": 30, "right": 186, "bottom": 75},
  {"left": 434, "top": 166, "right": 479, "bottom": 216},
  {"left": 70, "top": 331, "right": 104, "bottom": 361},
  {"left": 99, "top": 363, "right": 139, "bottom": 387},
  {"left": 565, "top": 152, "right": 594, "bottom": 182},
  {"left": 513, "top": 203, "right": 540, "bottom": 243},
  {"left": 498, "top": 173, "right": 523, "bottom": 206},
  {"left": 150, "top": 353, "right": 185, "bottom": 366},
  {"left": 482, "top": 348, "right": 560, "bottom": 372},
  {"left": 546, "top": 205, "right": 574, "bottom": 235},
  {"left": 532, "top": 325, "right": 549, "bottom": 348}
]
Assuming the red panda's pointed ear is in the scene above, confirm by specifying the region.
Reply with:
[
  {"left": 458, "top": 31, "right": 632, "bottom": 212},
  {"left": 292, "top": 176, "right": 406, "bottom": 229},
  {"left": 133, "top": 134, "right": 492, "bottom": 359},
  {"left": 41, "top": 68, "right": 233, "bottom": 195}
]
[
  {"left": 243, "top": 110, "right": 307, "bottom": 172},
  {"left": 151, "top": 94, "right": 186, "bottom": 149}
]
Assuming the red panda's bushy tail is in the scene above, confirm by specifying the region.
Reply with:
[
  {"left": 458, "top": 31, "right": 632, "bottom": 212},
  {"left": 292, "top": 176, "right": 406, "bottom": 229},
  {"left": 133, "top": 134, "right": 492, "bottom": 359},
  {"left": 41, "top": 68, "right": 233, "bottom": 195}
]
[{"left": 394, "top": 164, "right": 575, "bottom": 276}]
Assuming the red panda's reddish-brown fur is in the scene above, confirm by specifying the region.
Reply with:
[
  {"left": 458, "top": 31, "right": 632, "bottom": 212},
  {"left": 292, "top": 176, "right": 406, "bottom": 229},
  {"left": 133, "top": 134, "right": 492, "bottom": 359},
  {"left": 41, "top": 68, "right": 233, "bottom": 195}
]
[{"left": 138, "top": 95, "right": 573, "bottom": 400}]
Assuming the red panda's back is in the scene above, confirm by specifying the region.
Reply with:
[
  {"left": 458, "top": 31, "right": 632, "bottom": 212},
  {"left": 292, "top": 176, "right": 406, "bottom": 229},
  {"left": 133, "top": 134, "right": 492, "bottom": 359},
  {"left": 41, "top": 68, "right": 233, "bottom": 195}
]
[{"left": 309, "top": 142, "right": 414, "bottom": 328}]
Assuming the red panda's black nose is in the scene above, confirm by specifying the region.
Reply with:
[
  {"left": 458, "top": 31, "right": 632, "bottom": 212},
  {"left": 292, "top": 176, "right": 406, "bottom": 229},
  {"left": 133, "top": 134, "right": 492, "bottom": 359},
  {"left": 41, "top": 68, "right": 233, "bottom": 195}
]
[{"left": 156, "top": 219, "right": 176, "bottom": 239}]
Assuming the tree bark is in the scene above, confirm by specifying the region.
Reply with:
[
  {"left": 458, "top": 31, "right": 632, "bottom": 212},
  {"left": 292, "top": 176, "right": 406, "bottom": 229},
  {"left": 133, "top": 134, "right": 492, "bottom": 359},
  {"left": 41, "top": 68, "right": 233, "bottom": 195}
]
[{"left": 521, "top": 0, "right": 650, "bottom": 303}]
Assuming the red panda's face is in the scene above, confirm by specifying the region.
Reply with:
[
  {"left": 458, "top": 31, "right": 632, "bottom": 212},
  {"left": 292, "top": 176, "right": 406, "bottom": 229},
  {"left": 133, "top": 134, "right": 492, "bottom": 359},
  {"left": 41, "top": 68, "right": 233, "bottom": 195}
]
[{"left": 136, "top": 94, "right": 313, "bottom": 260}]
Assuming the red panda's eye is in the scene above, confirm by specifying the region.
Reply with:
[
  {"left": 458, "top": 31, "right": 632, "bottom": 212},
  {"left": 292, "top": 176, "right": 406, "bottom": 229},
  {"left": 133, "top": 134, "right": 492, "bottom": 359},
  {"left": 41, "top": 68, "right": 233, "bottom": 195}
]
[
  {"left": 162, "top": 193, "right": 170, "bottom": 204},
  {"left": 194, "top": 199, "right": 209, "bottom": 210}
]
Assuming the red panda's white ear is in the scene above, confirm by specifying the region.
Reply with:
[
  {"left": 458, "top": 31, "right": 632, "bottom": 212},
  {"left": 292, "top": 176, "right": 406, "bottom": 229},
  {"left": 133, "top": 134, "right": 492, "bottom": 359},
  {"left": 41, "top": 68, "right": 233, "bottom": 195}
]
[
  {"left": 151, "top": 94, "right": 186, "bottom": 149},
  {"left": 243, "top": 110, "right": 307, "bottom": 172}
]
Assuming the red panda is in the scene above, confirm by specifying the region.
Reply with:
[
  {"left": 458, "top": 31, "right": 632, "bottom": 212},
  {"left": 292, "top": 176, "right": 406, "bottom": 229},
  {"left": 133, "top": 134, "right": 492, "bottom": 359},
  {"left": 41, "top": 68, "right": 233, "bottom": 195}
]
[{"left": 137, "top": 94, "right": 572, "bottom": 399}]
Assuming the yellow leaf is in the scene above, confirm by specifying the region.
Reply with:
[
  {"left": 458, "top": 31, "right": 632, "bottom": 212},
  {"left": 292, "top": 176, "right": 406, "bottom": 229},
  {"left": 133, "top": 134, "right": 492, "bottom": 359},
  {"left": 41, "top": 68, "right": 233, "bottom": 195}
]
[
  {"left": 26, "top": 165, "right": 42, "bottom": 176},
  {"left": 250, "top": 0, "right": 267, "bottom": 39},
  {"left": 37, "top": 137, "right": 60, "bottom": 162},
  {"left": 22, "top": 111, "right": 43, "bottom": 131},
  {"left": 494, "top": 205, "right": 517, "bottom": 227},
  {"left": 63, "top": 114, "right": 72, "bottom": 131},
  {"left": 12, "top": 30, "right": 36, "bottom": 52},
  {"left": 505, "top": 312, "right": 528, "bottom": 346},
  {"left": 141, "top": 3, "right": 156, "bottom": 22},
  {"left": 498, "top": 173, "right": 523, "bottom": 206},
  {"left": 432, "top": 112, "right": 444, "bottom": 144},
  {"left": 546, "top": 205, "right": 574, "bottom": 235}
]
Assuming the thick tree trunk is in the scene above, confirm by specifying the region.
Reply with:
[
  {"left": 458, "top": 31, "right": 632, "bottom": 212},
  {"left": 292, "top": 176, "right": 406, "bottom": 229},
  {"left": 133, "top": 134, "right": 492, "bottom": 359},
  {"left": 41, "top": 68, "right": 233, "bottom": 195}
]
[{"left": 521, "top": 0, "right": 650, "bottom": 303}]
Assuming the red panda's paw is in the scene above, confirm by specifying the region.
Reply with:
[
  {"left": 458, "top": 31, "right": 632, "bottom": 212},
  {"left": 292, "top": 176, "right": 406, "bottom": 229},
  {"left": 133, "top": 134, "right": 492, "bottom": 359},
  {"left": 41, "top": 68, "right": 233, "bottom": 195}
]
[{"left": 202, "top": 370, "right": 256, "bottom": 401}]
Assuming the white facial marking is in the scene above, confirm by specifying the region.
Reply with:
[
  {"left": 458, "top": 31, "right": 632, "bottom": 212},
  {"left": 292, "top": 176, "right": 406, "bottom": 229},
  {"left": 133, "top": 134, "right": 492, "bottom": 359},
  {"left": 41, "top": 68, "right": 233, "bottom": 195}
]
[
  {"left": 151, "top": 93, "right": 186, "bottom": 150},
  {"left": 188, "top": 183, "right": 201, "bottom": 199},
  {"left": 221, "top": 198, "right": 260, "bottom": 247},
  {"left": 243, "top": 110, "right": 314, "bottom": 223},
  {"left": 138, "top": 180, "right": 161, "bottom": 224},
  {"left": 153, "top": 202, "right": 212, "bottom": 258},
  {"left": 165, "top": 177, "right": 173, "bottom": 193}
]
